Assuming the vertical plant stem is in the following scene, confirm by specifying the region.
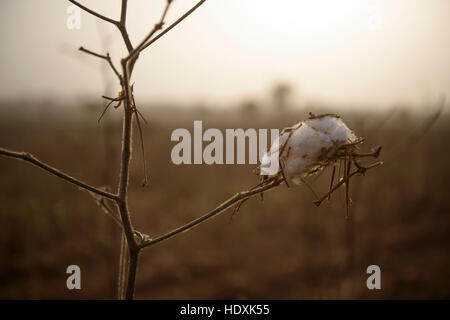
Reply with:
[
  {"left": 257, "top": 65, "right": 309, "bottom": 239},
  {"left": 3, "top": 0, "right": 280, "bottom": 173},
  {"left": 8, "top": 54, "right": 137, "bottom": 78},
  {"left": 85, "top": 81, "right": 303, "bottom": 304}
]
[
  {"left": 118, "top": 232, "right": 128, "bottom": 299},
  {"left": 117, "top": 108, "right": 135, "bottom": 246},
  {"left": 125, "top": 249, "right": 139, "bottom": 300},
  {"left": 66, "top": 0, "right": 207, "bottom": 299},
  {"left": 114, "top": 59, "right": 140, "bottom": 300}
]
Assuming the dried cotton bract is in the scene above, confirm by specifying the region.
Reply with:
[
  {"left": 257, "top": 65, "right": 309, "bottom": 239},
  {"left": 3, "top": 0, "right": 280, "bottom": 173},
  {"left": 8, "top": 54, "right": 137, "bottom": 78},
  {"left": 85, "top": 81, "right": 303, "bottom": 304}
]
[
  {"left": 259, "top": 114, "right": 358, "bottom": 184},
  {"left": 253, "top": 113, "right": 382, "bottom": 217}
]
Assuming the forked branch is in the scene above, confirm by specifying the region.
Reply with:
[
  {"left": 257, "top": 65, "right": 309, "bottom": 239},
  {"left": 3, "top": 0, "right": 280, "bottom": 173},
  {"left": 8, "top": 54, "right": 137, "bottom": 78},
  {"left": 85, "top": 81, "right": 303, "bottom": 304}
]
[
  {"left": 314, "top": 161, "right": 383, "bottom": 207},
  {"left": 140, "top": 155, "right": 383, "bottom": 250},
  {"left": 141, "top": 0, "right": 207, "bottom": 51},
  {"left": 79, "top": 46, "right": 121, "bottom": 81},
  {"left": 0, "top": 0, "right": 209, "bottom": 300},
  {"left": 125, "top": 0, "right": 206, "bottom": 73}
]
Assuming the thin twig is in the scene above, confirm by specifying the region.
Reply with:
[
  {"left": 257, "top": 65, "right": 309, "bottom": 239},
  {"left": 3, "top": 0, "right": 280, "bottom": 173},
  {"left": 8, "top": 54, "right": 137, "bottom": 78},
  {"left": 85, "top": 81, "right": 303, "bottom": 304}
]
[
  {"left": 118, "top": 0, "right": 134, "bottom": 53},
  {"left": 345, "top": 154, "right": 352, "bottom": 218},
  {"left": 0, "top": 148, "right": 117, "bottom": 200},
  {"left": 126, "top": 0, "right": 174, "bottom": 74},
  {"left": 131, "top": 95, "right": 149, "bottom": 187},
  {"left": 98, "top": 99, "right": 115, "bottom": 123},
  {"left": 68, "top": 0, "right": 118, "bottom": 25},
  {"left": 79, "top": 46, "right": 121, "bottom": 81},
  {"left": 134, "top": 0, "right": 172, "bottom": 53},
  {"left": 97, "top": 198, "right": 122, "bottom": 227},
  {"left": 70, "top": 0, "right": 133, "bottom": 54},
  {"left": 125, "top": 0, "right": 206, "bottom": 75},
  {"left": 85, "top": 190, "right": 123, "bottom": 227},
  {"left": 328, "top": 164, "right": 336, "bottom": 200},
  {"left": 300, "top": 177, "right": 319, "bottom": 200},
  {"left": 314, "top": 161, "right": 383, "bottom": 207},
  {"left": 141, "top": 0, "right": 206, "bottom": 51},
  {"left": 140, "top": 177, "right": 284, "bottom": 249},
  {"left": 383, "top": 96, "right": 445, "bottom": 165}
]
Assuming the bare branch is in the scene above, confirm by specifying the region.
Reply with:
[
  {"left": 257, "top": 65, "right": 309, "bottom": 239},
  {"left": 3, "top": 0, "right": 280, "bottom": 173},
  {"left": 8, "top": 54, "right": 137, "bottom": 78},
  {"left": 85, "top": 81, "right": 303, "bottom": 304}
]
[
  {"left": 98, "top": 99, "right": 116, "bottom": 123},
  {"left": 140, "top": 157, "right": 383, "bottom": 250},
  {"left": 79, "top": 46, "right": 121, "bottom": 80},
  {"left": 0, "top": 148, "right": 118, "bottom": 200},
  {"left": 118, "top": 0, "right": 134, "bottom": 53},
  {"left": 141, "top": 0, "right": 206, "bottom": 51},
  {"left": 314, "top": 161, "right": 383, "bottom": 207},
  {"left": 384, "top": 96, "right": 446, "bottom": 166},
  {"left": 85, "top": 189, "right": 123, "bottom": 227},
  {"left": 408, "top": 96, "right": 445, "bottom": 144},
  {"left": 140, "top": 177, "right": 284, "bottom": 249},
  {"left": 120, "top": 0, "right": 128, "bottom": 25},
  {"left": 125, "top": 0, "right": 173, "bottom": 74},
  {"left": 132, "top": 96, "right": 149, "bottom": 187},
  {"left": 68, "top": 0, "right": 133, "bottom": 53},
  {"left": 97, "top": 198, "right": 122, "bottom": 226},
  {"left": 130, "top": 0, "right": 172, "bottom": 57},
  {"left": 68, "top": 0, "right": 118, "bottom": 25},
  {"left": 126, "top": 0, "right": 206, "bottom": 72}
]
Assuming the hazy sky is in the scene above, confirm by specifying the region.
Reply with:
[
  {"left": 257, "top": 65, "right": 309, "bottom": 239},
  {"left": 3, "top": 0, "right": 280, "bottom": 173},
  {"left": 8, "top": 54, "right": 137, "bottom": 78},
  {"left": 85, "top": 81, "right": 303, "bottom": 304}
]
[{"left": 0, "top": 0, "right": 449, "bottom": 109}]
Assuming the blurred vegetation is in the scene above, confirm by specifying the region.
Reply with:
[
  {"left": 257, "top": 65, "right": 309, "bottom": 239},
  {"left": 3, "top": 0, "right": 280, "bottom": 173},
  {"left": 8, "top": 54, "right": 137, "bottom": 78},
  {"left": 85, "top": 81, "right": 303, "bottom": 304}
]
[
  {"left": 272, "top": 82, "right": 293, "bottom": 113},
  {"left": 0, "top": 99, "right": 449, "bottom": 299}
]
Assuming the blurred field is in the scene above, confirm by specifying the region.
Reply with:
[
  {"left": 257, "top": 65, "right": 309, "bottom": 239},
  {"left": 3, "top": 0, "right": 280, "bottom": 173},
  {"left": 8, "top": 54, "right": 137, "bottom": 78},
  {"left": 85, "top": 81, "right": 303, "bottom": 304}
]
[{"left": 0, "top": 101, "right": 449, "bottom": 299}]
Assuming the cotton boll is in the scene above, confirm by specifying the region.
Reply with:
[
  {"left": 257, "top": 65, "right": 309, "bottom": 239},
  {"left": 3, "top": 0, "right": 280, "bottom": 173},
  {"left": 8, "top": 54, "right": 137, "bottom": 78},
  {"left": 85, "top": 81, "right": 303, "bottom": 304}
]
[
  {"left": 259, "top": 114, "right": 358, "bottom": 184},
  {"left": 307, "top": 117, "right": 341, "bottom": 134},
  {"left": 260, "top": 130, "right": 290, "bottom": 175},
  {"left": 282, "top": 124, "right": 333, "bottom": 177},
  {"left": 286, "top": 123, "right": 333, "bottom": 158},
  {"left": 307, "top": 116, "right": 356, "bottom": 143}
]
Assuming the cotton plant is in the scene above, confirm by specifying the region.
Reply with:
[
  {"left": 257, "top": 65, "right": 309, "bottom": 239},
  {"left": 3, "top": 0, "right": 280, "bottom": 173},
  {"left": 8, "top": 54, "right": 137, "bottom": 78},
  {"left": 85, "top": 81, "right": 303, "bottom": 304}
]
[{"left": 0, "top": 0, "right": 383, "bottom": 299}]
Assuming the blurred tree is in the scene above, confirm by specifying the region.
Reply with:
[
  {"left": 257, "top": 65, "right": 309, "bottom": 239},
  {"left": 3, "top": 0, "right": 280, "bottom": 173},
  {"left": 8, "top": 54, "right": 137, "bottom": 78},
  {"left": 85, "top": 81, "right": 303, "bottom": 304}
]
[
  {"left": 272, "top": 82, "right": 292, "bottom": 113},
  {"left": 240, "top": 100, "right": 258, "bottom": 115}
]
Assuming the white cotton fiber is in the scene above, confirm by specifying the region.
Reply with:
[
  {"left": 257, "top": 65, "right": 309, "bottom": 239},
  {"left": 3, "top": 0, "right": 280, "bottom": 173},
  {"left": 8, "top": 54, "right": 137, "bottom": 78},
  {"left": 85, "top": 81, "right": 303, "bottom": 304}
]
[{"left": 260, "top": 115, "right": 357, "bottom": 184}]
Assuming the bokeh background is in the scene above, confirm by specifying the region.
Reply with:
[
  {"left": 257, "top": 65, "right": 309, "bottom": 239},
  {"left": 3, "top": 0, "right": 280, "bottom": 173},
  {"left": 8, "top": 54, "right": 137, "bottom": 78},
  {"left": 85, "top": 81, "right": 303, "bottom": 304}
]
[{"left": 0, "top": 0, "right": 449, "bottom": 299}]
